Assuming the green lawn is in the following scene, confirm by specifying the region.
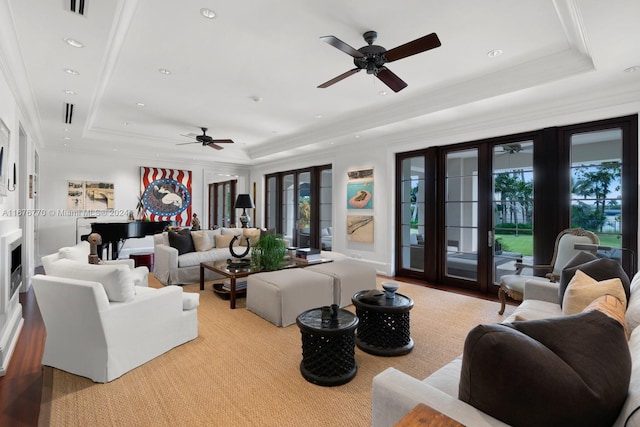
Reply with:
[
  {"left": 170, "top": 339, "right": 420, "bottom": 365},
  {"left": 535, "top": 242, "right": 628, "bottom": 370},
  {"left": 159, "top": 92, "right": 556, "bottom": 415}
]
[
  {"left": 497, "top": 233, "right": 621, "bottom": 256},
  {"left": 496, "top": 235, "right": 533, "bottom": 256}
]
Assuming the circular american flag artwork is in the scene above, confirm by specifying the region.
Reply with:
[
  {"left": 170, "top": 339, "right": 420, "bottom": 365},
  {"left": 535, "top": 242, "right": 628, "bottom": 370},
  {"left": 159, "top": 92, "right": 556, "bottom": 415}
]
[{"left": 142, "top": 178, "right": 191, "bottom": 217}]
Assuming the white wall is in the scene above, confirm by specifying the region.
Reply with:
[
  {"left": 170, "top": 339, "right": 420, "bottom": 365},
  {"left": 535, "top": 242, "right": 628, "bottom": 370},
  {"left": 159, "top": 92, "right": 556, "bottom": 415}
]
[
  {"left": 37, "top": 149, "right": 250, "bottom": 259},
  {"left": 0, "top": 61, "right": 39, "bottom": 291},
  {"left": 250, "top": 145, "right": 394, "bottom": 275}
]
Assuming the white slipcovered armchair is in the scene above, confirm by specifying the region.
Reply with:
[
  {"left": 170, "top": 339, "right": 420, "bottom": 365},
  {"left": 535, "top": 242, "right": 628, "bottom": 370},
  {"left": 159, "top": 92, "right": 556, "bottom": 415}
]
[
  {"left": 41, "top": 240, "right": 149, "bottom": 287},
  {"left": 32, "top": 270, "right": 198, "bottom": 383}
]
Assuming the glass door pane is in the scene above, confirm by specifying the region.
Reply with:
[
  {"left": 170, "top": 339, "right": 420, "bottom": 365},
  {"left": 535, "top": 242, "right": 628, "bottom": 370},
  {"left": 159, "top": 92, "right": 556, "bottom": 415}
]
[
  {"left": 400, "top": 156, "right": 425, "bottom": 271},
  {"left": 266, "top": 176, "right": 277, "bottom": 230},
  {"left": 570, "top": 128, "right": 623, "bottom": 251},
  {"left": 216, "top": 185, "right": 223, "bottom": 226},
  {"left": 319, "top": 169, "right": 332, "bottom": 250},
  {"left": 297, "top": 172, "right": 311, "bottom": 248},
  {"left": 445, "top": 149, "right": 478, "bottom": 280},
  {"left": 224, "top": 183, "right": 232, "bottom": 226},
  {"left": 282, "top": 174, "right": 295, "bottom": 244},
  {"left": 492, "top": 141, "right": 534, "bottom": 281}
]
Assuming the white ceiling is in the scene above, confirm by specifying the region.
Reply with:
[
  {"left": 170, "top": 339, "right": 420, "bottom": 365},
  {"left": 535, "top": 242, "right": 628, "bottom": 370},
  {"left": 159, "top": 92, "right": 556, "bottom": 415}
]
[{"left": 1, "top": 0, "right": 639, "bottom": 166}]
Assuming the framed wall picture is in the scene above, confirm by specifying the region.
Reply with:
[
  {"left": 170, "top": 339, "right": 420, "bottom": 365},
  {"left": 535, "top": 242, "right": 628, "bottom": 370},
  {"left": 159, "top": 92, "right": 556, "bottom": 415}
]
[
  {"left": 0, "top": 117, "right": 9, "bottom": 197},
  {"left": 67, "top": 180, "right": 115, "bottom": 210},
  {"left": 347, "top": 167, "right": 374, "bottom": 209},
  {"left": 140, "top": 167, "right": 192, "bottom": 225},
  {"left": 347, "top": 215, "right": 374, "bottom": 243}
]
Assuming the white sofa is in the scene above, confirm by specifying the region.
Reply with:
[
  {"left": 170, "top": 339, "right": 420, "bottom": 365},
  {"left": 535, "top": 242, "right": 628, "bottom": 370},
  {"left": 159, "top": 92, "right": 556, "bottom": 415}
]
[
  {"left": 153, "top": 227, "right": 261, "bottom": 285},
  {"left": 41, "top": 240, "right": 149, "bottom": 287},
  {"left": 32, "top": 270, "right": 199, "bottom": 383},
  {"left": 372, "top": 272, "right": 640, "bottom": 427}
]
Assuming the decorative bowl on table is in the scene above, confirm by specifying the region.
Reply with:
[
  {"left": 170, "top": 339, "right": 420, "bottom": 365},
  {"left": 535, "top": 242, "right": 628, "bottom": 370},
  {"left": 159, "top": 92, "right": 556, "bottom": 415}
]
[{"left": 381, "top": 282, "right": 399, "bottom": 299}]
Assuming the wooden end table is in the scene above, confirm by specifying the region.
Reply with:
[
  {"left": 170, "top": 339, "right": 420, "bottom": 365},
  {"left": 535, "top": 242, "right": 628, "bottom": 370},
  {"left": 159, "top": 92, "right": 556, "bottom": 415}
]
[{"left": 393, "top": 403, "right": 463, "bottom": 427}]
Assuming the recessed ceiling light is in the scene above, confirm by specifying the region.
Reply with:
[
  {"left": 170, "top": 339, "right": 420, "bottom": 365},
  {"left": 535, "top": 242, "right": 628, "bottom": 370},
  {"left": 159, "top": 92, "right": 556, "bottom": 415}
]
[
  {"left": 64, "top": 136, "right": 71, "bottom": 140},
  {"left": 354, "top": 135, "right": 361, "bottom": 138},
  {"left": 64, "top": 68, "right": 80, "bottom": 75},
  {"left": 158, "top": 68, "right": 172, "bottom": 75},
  {"left": 64, "top": 37, "right": 84, "bottom": 48},
  {"left": 136, "top": 102, "right": 145, "bottom": 107},
  {"left": 200, "top": 8, "right": 216, "bottom": 19},
  {"left": 123, "top": 122, "right": 129, "bottom": 126},
  {"left": 378, "top": 91, "right": 387, "bottom": 96},
  {"left": 624, "top": 65, "right": 640, "bottom": 73},
  {"left": 63, "top": 89, "right": 77, "bottom": 95},
  {"left": 315, "top": 114, "right": 323, "bottom": 119},
  {"left": 64, "top": 143, "right": 69, "bottom": 147},
  {"left": 487, "top": 49, "right": 503, "bottom": 58},
  {"left": 64, "top": 128, "right": 69, "bottom": 132}
]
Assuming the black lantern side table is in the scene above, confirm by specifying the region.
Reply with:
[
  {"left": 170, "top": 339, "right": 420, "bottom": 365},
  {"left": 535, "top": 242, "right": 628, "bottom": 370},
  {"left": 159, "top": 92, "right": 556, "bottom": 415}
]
[
  {"left": 296, "top": 307, "right": 359, "bottom": 386},
  {"left": 352, "top": 290, "right": 414, "bottom": 356}
]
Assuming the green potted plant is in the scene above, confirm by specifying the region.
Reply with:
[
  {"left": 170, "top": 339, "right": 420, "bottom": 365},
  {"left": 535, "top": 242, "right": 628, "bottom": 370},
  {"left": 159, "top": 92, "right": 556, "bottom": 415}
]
[{"left": 252, "top": 233, "right": 287, "bottom": 271}]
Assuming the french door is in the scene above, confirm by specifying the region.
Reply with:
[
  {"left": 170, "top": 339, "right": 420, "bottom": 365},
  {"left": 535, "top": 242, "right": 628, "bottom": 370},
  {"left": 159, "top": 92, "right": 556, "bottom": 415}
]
[
  {"left": 209, "top": 179, "right": 237, "bottom": 228},
  {"left": 395, "top": 115, "right": 637, "bottom": 293},
  {"left": 265, "top": 165, "right": 332, "bottom": 250}
]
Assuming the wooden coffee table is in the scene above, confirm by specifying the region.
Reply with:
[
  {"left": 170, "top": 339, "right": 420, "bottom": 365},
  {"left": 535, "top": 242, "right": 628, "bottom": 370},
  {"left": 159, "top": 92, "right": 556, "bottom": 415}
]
[{"left": 200, "top": 258, "right": 334, "bottom": 309}]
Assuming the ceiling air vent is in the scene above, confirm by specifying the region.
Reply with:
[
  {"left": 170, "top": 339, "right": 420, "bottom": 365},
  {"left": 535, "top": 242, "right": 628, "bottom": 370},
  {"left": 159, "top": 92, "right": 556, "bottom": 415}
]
[
  {"left": 66, "top": 0, "right": 86, "bottom": 16},
  {"left": 63, "top": 103, "right": 74, "bottom": 124}
]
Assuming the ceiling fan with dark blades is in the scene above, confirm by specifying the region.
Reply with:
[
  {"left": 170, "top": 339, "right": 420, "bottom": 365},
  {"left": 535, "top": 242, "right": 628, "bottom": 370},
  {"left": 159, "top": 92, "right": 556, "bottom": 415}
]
[
  {"left": 318, "top": 31, "right": 441, "bottom": 92},
  {"left": 177, "top": 127, "right": 234, "bottom": 150}
]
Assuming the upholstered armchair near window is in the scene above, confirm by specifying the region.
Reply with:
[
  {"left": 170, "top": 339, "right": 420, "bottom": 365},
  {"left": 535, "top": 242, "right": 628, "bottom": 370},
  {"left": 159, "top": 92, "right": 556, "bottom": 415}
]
[{"left": 498, "top": 228, "right": 599, "bottom": 314}]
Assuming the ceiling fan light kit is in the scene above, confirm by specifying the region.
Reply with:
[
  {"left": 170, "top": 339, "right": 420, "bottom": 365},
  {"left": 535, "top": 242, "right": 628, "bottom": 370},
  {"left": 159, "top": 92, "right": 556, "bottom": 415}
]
[{"left": 318, "top": 30, "right": 441, "bottom": 92}]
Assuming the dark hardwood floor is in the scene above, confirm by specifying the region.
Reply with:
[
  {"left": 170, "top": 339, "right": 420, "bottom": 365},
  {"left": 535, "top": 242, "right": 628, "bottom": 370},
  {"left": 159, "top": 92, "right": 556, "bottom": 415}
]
[{"left": 0, "top": 288, "right": 45, "bottom": 427}]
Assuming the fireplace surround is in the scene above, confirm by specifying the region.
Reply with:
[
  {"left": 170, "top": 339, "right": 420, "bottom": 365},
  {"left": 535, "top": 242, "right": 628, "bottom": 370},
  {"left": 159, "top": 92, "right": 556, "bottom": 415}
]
[{"left": 0, "top": 218, "right": 24, "bottom": 376}]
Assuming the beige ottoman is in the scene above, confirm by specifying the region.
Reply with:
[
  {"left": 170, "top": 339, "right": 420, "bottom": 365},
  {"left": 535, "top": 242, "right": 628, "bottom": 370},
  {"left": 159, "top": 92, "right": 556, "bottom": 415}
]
[
  {"left": 246, "top": 269, "right": 334, "bottom": 327},
  {"left": 306, "top": 259, "right": 377, "bottom": 307}
]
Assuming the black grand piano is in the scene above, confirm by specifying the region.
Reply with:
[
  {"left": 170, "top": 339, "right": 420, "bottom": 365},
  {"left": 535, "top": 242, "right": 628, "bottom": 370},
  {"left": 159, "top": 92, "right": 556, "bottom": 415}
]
[{"left": 89, "top": 220, "right": 175, "bottom": 259}]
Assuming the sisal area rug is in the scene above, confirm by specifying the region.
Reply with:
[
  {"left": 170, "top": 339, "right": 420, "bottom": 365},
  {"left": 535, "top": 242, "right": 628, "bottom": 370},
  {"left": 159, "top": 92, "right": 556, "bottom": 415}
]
[{"left": 41, "top": 276, "right": 514, "bottom": 426}]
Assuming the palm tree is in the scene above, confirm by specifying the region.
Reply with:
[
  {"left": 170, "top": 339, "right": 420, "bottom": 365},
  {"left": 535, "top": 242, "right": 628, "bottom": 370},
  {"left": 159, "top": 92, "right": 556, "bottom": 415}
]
[{"left": 572, "top": 161, "right": 621, "bottom": 231}]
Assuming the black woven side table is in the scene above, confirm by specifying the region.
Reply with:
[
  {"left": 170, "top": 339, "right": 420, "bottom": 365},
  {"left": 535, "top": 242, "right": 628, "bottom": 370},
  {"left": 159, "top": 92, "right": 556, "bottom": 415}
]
[
  {"left": 352, "top": 290, "right": 414, "bottom": 356},
  {"left": 296, "top": 307, "right": 359, "bottom": 386}
]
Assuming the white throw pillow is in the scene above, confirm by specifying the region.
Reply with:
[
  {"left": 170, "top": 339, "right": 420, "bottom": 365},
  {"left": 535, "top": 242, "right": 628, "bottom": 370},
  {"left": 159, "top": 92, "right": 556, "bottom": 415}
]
[
  {"left": 48, "top": 259, "right": 136, "bottom": 302},
  {"left": 220, "top": 227, "right": 243, "bottom": 236},
  {"left": 58, "top": 241, "right": 90, "bottom": 262}
]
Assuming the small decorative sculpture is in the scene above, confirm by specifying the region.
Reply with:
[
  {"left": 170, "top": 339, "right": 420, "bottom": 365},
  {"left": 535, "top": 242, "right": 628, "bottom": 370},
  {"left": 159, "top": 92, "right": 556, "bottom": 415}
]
[
  {"left": 191, "top": 213, "right": 201, "bottom": 230},
  {"left": 87, "top": 232, "right": 102, "bottom": 264},
  {"left": 226, "top": 235, "right": 251, "bottom": 269},
  {"left": 381, "top": 282, "right": 399, "bottom": 299}
]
